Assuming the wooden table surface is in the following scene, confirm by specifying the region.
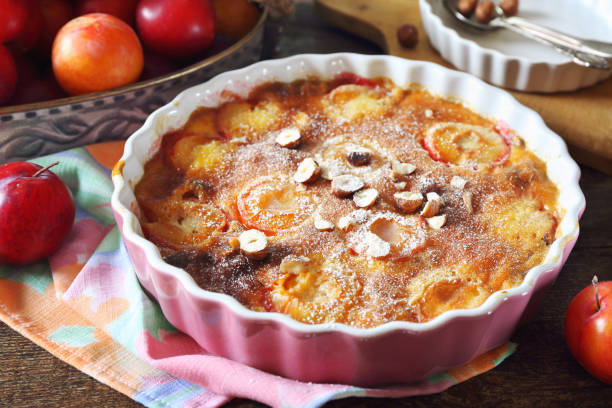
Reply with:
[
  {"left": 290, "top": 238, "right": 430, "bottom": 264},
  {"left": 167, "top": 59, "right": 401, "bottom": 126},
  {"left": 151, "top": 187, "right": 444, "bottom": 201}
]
[{"left": 2, "top": 3, "right": 611, "bottom": 407}]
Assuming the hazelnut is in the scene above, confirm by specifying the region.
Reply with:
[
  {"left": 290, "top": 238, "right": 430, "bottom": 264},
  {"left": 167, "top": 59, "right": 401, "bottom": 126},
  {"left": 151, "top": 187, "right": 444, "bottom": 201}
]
[
  {"left": 346, "top": 148, "right": 372, "bottom": 166},
  {"left": 420, "top": 192, "right": 444, "bottom": 218},
  {"left": 396, "top": 23, "right": 419, "bottom": 49},
  {"left": 313, "top": 213, "right": 334, "bottom": 231},
  {"left": 331, "top": 175, "right": 364, "bottom": 197},
  {"left": 279, "top": 255, "right": 311, "bottom": 274},
  {"left": 394, "top": 191, "right": 423, "bottom": 213},
  {"left": 426, "top": 191, "right": 445, "bottom": 206},
  {"left": 450, "top": 176, "right": 467, "bottom": 189},
  {"left": 457, "top": 0, "right": 477, "bottom": 16},
  {"left": 462, "top": 191, "right": 473, "bottom": 214},
  {"left": 420, "top": 200, "right": 439, "bottom": 218},
  {"left": 318, "top": 164, "right": 334, "bottom": 180},
  {"left": 337, "top": 215, "right": 354, "bottom": 231},
  {"left": 391, "top": 160, "right": 416, "bottom": 177},
  {"left": 239, "top": 229, "right": 268, "bottom": 260},
  {"left": 475, "top": 1, "right": 496, "bottom": 23},
  {"left": 293, "top": 158, "right": 320, "bottom": 183},
  {"left": 353, "top": 188, "right": 379, "bottom": 208},
  {"left": 275, "top": 127, "right": 301, "bottom": 148},
  {"left": 499, "top": 0, "right": 519, "bottom": 16},
  {"left": 426, "top": 214, "right": 447, "bottom": 230},
  {"left": 394, "top": 181, "right": 407, "bottom": 190}
]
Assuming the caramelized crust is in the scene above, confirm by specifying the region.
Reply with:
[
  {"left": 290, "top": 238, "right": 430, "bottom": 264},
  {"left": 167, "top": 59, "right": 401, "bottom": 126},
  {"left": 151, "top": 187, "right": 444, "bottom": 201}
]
[{"left": 134, "top": 75, "right": 560, "bottom": 328}]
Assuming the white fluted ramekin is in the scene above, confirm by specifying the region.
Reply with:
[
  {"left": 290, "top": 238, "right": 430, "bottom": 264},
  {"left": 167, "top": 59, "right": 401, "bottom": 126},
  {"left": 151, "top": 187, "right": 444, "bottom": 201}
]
[
  {"left": 419, "top": 0, "right": 612, "bottom": 92},
  {"left": 111, "top": 53, "right": 585, "bottom": 386}
]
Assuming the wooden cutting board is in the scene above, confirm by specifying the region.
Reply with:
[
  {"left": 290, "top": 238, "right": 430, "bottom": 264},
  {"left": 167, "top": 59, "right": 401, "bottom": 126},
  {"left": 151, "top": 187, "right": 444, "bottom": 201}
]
[{"left": 315, "top": 0, "right": 612, "bottom": 174}]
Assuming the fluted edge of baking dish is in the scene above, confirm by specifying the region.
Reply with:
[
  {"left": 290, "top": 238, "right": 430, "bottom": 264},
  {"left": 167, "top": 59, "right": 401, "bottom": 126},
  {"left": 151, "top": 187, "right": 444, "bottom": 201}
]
[{"left": 111, "top": 53, "right": 585, "bottom": 385}]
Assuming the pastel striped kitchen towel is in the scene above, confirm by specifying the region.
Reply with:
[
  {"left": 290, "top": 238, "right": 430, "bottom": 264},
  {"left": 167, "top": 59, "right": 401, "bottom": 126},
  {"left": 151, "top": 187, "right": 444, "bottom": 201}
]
[{"left": 0, "top": 141, "right": 516, "bottom": 407}]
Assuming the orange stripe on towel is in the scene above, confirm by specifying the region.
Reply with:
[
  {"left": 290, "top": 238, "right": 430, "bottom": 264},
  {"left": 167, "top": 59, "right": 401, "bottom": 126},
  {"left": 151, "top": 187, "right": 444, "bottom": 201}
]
[
  {"left": 86, "top": 141, "right": 126, "bottom": 170},
  {"left": 447, "top": 343, "right": 509, "bottom": 382}
]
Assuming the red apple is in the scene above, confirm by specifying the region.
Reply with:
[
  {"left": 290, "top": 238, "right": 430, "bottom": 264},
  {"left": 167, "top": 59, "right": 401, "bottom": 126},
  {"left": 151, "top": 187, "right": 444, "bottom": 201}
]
[
  {"left": 0, "top": 45, "right": 18, "bottom": 105},
  {"left": 140, "top": 51, "right": 179, "bottom": 81},
  {"left": 75, "top": 0, "right": 139, "bottom": 26},
  {"left": 0, "top": 161, "right": 75, "bottom": 265},
  {"left": 34, "top": 0, "right": 74, "bottom": 56},
  {"left": 7, "top": 1, "right": 43, "bottom": 54},
  {"left": 9, "top": 71, "right": 67, "bottom": 106},
  {"left": 135, "top": 0, "right": 215, "bottom": 59},
  {"left": 211, "top": 0, "right": 260, "bottom": 39},
  {"left": 564, "top": 276, "right": 612, "bottom": 384},
  {"left": 0, "top": 0, "right": 30, "bottom": 43}
]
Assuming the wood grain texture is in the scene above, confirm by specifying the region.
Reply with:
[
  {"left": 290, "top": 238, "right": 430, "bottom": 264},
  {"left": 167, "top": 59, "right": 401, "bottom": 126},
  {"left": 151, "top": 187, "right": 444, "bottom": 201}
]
[
  {"left": 2, "top": 3, "right": 612, "bottom": 407},
  {"left": 315, "top": 0, "right": 612, "bottom": 174}
]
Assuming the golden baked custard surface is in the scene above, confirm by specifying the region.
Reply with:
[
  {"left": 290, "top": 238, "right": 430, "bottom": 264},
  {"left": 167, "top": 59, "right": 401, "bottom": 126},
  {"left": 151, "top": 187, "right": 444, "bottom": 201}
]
[{"left": 135, "top": 74, "right": 559, "bottom": 328}]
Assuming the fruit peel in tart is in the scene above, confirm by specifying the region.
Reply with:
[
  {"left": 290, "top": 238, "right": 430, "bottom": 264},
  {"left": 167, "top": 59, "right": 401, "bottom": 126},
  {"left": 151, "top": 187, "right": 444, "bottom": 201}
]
[
  {"left": 111, "top": 54, "right": 584, "bottom": 387},
  {"left": 142, "top": 201, "right": 227, "bottom": 250},
  {"left": 236, "top": 175, "right": 315, "bottom": 235},
  {"left": 321, "top": 82, "right": 402, "bottom": 124},
  {"left": 269, "top": 254, "right": 360, "bottom": 325},
  {"left": 423, "top": 122, "right": 511, "bottom": 168}
]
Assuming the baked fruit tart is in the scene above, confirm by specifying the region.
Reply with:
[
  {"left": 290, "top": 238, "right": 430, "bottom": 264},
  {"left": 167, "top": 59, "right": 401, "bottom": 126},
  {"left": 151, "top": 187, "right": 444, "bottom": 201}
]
[
  {"left": 113, "top": 54, "right": 584, "bottom": 385},
  {"left": 133, "top": 72, "right": 561, "bottom": 328}
]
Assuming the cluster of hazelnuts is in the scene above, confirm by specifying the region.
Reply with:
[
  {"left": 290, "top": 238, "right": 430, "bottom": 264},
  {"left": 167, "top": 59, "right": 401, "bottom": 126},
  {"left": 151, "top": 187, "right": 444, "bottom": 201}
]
[
  {"left": 458, "top": 0, "right": 519, "bottom": 24},
  {"left": 396, "top": 0, "right": 519, "bottom": 50}
]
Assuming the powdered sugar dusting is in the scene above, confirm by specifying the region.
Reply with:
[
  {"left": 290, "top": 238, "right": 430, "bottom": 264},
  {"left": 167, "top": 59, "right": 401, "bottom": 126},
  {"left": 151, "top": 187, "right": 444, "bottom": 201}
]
[{"left": 134, "top": 76, "right": 561, "bottom": 328}]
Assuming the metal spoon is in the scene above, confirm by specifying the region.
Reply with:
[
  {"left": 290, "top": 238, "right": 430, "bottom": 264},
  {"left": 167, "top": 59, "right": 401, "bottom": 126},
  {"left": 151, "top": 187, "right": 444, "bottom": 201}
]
[{"left": 443, "top": 0, "right": 611, "bottom": 70}]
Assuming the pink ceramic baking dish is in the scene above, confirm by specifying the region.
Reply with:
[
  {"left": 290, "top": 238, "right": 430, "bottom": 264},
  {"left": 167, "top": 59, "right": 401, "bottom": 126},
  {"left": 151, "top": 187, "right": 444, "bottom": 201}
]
[{"left": 111, "top": 53, "right": 585, "bottom": 386}]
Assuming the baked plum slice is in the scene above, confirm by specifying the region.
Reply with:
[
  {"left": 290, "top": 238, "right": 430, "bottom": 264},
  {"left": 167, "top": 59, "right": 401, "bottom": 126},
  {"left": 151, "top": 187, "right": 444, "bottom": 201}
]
[
  {"left": 216, "top": 100, "right": 283, "bottom": 141},
  {"left": 423, "top": 122, "right": 510, "bottom": 168},
  {"left": 236, "top": 175, "right": 314, "bottom": 235},
  {"left": 347, "top": 212, "right": 427, "bottom": 261},
  {"left": 142, "top": 200, "right": 227, "bottom": 250}
]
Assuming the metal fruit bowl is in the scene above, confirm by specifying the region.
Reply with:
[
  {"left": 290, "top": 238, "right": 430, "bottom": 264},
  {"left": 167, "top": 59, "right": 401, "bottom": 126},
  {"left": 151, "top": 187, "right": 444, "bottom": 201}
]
[{"left": 0, "top": 7, "right": 267, "bottom": 164}]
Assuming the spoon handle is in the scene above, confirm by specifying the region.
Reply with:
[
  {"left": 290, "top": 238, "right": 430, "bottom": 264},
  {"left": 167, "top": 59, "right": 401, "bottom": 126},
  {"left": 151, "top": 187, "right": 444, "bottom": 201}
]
[
  {"left": 493, "top": 16, "right": 610, "bottom": 69},
  {"left": 505, "top": 16, "right": 612, "bottom": 59},
  {"left": 579, "top": 39, "right": 612, "bottom": 59}
]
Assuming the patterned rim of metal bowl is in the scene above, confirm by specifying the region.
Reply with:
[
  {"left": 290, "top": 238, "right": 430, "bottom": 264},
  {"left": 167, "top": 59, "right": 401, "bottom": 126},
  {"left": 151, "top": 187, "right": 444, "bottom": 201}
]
[{"left": 0, "top": 6, "right": 268, "bottom": 163}]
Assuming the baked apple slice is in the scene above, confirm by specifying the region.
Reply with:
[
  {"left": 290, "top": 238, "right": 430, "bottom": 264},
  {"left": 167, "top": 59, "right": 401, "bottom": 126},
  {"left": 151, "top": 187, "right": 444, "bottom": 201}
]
[
  {"left": 423, "top": 122, "right": 510, "bottom": 167},
  {"left": 236, "top": 176, "right": 315, "bottom": 235}
]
